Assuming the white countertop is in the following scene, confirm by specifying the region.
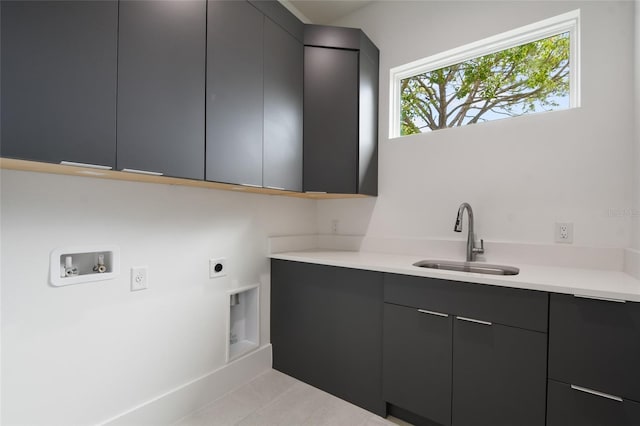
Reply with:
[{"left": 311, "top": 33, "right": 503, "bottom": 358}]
[{"left": 270, "top": 250, "right": 640, "bottom": 302}]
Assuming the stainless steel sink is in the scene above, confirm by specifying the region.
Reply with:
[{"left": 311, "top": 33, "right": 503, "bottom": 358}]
[{"left": 413, "top": 259, "right": 519, "bottom": 276}]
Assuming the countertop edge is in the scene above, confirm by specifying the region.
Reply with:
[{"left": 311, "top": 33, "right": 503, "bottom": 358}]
[{"left": 270, "top": 251, "right": 640, "bottom": 303}]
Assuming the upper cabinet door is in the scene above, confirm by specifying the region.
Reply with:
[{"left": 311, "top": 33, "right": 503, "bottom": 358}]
[
  {"left": 117, "top": 0, "right": 206, "bottom": 179},
  {"left": 1, "top": 1, "right": 118, "bottom": 168},
  {"left": 206, "top": 1, "right": 263, "bottom": 186},
  {"left": 303, "top": 46, "right": 359, "bottom": 194},
  {"left": 263, "top": 18, "right": 303, "bottom": 191}
]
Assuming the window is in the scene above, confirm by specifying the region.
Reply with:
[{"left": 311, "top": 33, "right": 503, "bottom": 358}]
[{"left": 390, "top": 10, "right": 580, "bottom": 137}]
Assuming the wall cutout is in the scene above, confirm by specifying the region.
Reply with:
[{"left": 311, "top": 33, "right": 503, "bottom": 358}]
[
  {"left": 227, "top": 284, "right": 260, "bottom": 362},
  {"left": 49, "top": 246, "right": 120, "bottom": 287}
]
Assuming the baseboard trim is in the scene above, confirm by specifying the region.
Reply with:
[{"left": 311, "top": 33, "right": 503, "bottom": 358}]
[{"left": 100, "top": 344, "right": 272, "bottom": 426}]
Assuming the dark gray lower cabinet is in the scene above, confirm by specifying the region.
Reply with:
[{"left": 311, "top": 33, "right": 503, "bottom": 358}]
[
  {"left": 382, "top": 273, "right": 548, "bottom": 426},
  {"left": 270, "top": 260, "right": 386, "bottom": 416},
  {"left": 547, "top": 294, "right": 640, "bottom": 425},
  {"left": 452, "top": 319, "right": 547, "bottom": 426},
  {"left": 1, "top": 0, "right": 118, "bottom": 168},
  {"left": 206, "top": 0, "right": 263, "bottom": 186},
  {"left": 548, "top": 293, "right": 640, "bottom": 402},
  {"left": 547, "top": 379, "right": 640, "bottom": 426},
  {"left": 383, "top": 303, "right": 452, "bottom": 425},
  {"left": 117, "top": 0, "right": 205, "bottom": 179}
]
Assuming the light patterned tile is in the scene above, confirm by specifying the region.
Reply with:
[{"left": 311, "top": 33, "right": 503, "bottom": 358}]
[
  {"left": 303, "top": 395, "right": 372, "bottom": 426},
  {"left": 236, "top": 381, "right": 332, "bottom": 426},
  {"left": 175, "top": 370, "right": 402, "bottom": 426},
  {"left": 363, "top": 415, "right": 403, "bottom": 426},
  {"left": 247, "top": 369, "right": 298, "bottom": 405},
  {"left": 174, "top": 384, "right": 262, "bottom": 426}
]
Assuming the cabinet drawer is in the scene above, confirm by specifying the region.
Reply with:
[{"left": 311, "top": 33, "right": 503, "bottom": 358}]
[
  {"left": 547, "top": 379, "right": 640, "bottom": 426},
  {"left": 384, "top": 274, "right": 548, "bottom": 332},
  {"left": 548, "top": 293, "right": 640, "bottom": 402}
]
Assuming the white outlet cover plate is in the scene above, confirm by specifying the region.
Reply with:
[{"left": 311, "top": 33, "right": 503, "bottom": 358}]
[
  {"left": 209, "top": 258, "right": 227, "bottom": 278},
  {"left": 555, "top": 222, "right": 574, "bottom": 244},
  {"left": 131, "top": 266, "right": 148, "bottom": 291}
]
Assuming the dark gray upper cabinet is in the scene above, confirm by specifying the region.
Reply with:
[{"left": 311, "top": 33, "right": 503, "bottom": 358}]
[
  {"left": 303, "top": 25, "right": 379, "bottom": 195},
  {"left": 304, "top": 46, "right": 359, "bottom": 194},
  {"left": 383, "top": 303, "right": 453, "bottom": 425},
  {"left": 452, "top": 319, "right": 547, "bottom": 426},
  {"left": 263, "top": 17, "right": 303, "bottom": 191},
  {"left": 206, "top": 0, "right": 263, "bottom": 186},
  {"left": 1, "top": 1, "right": 118, "bottom": 168},
  {"left": 548, "top": 294, "right": 640, "bottom": 402},
  {"left": 248, "top": 0, "right": 303, "bottom": 42},
  {"left": 271, "top": 260, "right": 386, "bottom": 416},
  {"left": 117, "top": 0, "right": 205, "bottom": 179}
]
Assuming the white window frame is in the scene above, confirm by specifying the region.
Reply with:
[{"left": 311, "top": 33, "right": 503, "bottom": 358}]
[{"left": 389, "top": 9, "right": 580, "bottom": 138}]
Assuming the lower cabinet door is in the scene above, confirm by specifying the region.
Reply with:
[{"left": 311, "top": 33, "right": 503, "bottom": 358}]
[
  {"left": 452, "top": 317, "right": 547, "bottom": 426},
  {"left": 547, "top": 379, "right": 640, "bottom": 426},
  {"left": 383, "top": 303, "right": 452, "bottom": 426},
  {"left": 270, "top": 260, "right": 386, "bottom": 416}
]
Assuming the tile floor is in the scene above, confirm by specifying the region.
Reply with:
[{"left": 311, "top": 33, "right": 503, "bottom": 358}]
[{"left": 174, "top": 369, "right": 411, "bottom": 426}]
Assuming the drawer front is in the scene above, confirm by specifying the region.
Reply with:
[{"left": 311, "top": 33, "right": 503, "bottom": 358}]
[
  {"left": 384, "top": 273, "right": 548, "bottom": 332},
  {"left": 548, "top": 293, "right": 640, "bottom": 402},
  {"left": 547, "top": 379, "right": 640, "bottom": 426}
]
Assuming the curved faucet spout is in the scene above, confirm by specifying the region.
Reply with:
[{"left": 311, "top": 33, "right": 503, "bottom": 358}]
[{"left": 454, "top": 202, "right": 484, "bottom": 261}]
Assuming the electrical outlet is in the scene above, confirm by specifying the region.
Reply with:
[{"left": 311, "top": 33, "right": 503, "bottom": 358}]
[
  {"left": 331, "top": 219, "right": 339, "bottom": 234},
  {"left": 131, "top": 266, "right": 148, "bottom": 291},
  {"left": 555, "top": 222, "right": 573, "bottom": 244},
  {"left": 209, "top": 258, "right": 226, "bottom": 278}
]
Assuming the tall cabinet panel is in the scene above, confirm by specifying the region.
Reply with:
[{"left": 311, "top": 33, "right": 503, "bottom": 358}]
[
  {"left": 206, "top": 1, "right": 263, "bottom": 186},
  {"left": 303, "top": 25, "right": 379, "bottom": 195},
  {"left": 1, "top": 1, "right": 118, "bottom": 168},
  {"left": 263, "top": 18, "right": 303, "bottom": 191},
  {"left": 304, "top": 46, "right": 359, "bottom": 193},
  {"left": 117, "top": 0, "right": 206, "bottom": 179}
]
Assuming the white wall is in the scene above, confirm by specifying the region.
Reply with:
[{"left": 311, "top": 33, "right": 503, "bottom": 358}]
[
  {"left": 0, "top": 170, "right": 316, "bottom": 425},
  {"left": 322, "top": 1, "right": 636, "bottom": 248},
  {"left": 634, "top": 0, "right": 640, "bottom": 250}
]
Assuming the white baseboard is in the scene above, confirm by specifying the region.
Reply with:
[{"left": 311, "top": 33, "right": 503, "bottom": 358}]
[{"left": 100, "top": 345, "right": 272, "bottom": 426}]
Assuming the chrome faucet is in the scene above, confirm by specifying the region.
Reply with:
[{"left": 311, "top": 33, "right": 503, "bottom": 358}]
[{"left": 454, "top": 202, "right": 484, "bottom": 262}]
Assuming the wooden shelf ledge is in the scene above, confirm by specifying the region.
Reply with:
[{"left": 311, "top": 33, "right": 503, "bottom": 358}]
[{"left": 0, "top": 158, "right": 370, "bottom": 200}]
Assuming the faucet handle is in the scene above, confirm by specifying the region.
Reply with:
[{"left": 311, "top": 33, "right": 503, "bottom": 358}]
[{"left": 473, "top": 239, "right": 485, "bottom": 254}]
